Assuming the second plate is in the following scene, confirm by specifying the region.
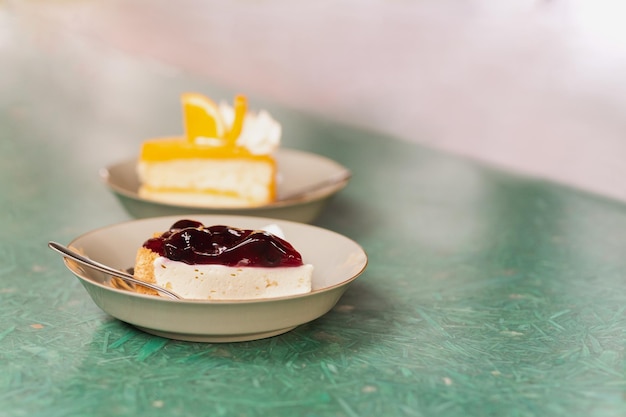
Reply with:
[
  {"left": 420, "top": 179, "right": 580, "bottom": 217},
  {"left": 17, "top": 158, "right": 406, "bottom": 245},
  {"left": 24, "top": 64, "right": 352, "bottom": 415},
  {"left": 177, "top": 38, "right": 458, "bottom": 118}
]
[{"left": 101, "top": 149, "right": 351, "bottom": 223}]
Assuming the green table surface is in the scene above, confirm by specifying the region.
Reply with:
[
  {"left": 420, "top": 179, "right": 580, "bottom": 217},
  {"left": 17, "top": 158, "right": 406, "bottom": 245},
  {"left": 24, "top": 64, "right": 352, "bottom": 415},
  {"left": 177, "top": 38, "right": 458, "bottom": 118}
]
[{"left": 2, "top": 17, "right": 626, "bottom": 417}]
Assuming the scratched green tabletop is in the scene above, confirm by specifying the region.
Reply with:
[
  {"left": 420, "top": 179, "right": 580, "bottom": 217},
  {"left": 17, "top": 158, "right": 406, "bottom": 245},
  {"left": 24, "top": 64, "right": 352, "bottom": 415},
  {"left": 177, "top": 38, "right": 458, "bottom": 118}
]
[{"left": 2, "top": 19, "right": 626, "bottom": 417}]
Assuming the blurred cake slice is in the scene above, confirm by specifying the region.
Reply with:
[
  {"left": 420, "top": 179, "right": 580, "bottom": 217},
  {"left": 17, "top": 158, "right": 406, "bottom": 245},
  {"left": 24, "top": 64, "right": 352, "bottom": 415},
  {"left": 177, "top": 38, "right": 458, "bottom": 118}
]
[{"left": 137, "top": 93, "right": 281, "bottom": 207}]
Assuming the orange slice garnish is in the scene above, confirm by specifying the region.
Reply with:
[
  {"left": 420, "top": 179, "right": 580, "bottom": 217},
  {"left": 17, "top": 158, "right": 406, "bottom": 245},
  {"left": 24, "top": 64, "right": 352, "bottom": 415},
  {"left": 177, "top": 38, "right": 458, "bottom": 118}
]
[
  {"left": 225, "top": 94, "right": 248, "bottom": 144},
  {"left": 181, "top": 93, "right": 227, "bottom": 142}
]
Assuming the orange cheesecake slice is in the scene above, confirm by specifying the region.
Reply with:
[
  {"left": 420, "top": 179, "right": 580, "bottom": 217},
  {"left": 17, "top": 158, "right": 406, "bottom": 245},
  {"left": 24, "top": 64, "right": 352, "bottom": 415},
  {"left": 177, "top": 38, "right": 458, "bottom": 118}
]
[{"left": 137, "top": 93, "right": 280, "bottom": 207}]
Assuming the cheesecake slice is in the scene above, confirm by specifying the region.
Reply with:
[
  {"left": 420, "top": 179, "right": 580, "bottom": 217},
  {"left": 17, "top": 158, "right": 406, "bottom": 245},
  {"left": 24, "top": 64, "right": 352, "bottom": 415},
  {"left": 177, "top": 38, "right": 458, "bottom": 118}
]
[
  {"left": 137, "top": 93, "right": 281, "bottom": 207},
  {"left": 133, "top": 219, "right": 313, "bottom": 300}
]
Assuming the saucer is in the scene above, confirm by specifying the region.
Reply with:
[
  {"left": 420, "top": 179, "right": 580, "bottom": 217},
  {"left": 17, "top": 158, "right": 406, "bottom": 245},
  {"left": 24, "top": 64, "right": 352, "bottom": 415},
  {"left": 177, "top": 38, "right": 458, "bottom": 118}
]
[{"left": 59, "top": 214, "right": 368, "bottom": 342}]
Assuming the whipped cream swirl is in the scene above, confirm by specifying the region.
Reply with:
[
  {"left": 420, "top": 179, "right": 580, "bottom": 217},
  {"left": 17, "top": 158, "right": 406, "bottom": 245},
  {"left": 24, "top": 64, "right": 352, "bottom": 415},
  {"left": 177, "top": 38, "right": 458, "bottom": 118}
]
[{"left": 217, "top": 102, "right": 281, "bottom": 155}]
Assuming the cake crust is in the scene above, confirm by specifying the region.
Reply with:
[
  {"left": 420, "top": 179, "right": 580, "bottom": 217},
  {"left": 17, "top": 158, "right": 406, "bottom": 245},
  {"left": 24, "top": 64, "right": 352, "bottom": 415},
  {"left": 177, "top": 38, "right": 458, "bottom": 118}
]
[{"left": 133, "top": 246, "right": 160, "bottom": 295}]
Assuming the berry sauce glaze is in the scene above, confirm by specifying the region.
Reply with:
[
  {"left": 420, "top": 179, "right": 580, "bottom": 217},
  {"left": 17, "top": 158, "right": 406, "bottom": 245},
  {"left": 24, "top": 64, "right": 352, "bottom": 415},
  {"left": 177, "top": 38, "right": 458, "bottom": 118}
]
[{"left": 143, "top": 219, "right": 304, "bottom": 267}]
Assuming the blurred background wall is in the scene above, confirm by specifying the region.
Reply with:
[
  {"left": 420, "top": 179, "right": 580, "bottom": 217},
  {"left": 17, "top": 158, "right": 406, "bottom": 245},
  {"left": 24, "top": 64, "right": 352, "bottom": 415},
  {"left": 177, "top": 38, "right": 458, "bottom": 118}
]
[{"left": 4, "top": 0, "right": 626, "bottom": 201}]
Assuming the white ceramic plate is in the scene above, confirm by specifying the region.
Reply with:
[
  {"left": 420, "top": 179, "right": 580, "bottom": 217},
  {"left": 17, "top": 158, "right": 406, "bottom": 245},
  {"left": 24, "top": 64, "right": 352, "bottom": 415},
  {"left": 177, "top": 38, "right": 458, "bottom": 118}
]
[
  {"left": 60, "top": 215, "right": 368, "bottom": 342},
  {"left": 101, "top": 149, "right": 351, "bottom": 223}
]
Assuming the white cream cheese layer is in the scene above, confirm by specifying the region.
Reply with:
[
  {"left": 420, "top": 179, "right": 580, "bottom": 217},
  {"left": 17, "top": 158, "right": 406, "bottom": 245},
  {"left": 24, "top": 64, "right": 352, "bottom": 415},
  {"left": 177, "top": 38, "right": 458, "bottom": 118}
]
[{"left": 153, "top": 258, "right": 313, "bottom": 300}]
